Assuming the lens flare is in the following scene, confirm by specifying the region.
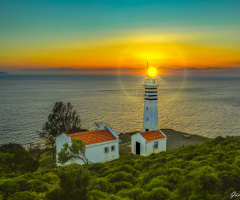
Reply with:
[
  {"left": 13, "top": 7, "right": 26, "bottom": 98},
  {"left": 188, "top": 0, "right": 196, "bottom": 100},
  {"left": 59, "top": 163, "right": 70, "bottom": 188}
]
[{"left": 147, "top": 67, "right": 157, "bottom": 77}]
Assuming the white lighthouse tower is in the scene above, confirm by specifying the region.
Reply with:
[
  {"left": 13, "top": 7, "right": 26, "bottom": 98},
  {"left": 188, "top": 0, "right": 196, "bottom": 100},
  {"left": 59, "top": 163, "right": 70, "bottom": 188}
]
[
  {"left": 142, "top": 66, "right": 159, "bottom": 132},
  {"left": 131, "top": 65, "right": 167, "bottom": 156}
]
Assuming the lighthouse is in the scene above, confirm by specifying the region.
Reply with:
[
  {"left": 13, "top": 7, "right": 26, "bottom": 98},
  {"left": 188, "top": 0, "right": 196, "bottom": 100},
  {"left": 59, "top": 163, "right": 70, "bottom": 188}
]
[
  {"left": 131, "top": 66, "right": 166, "bottom": 156},
  {"left": 142, "top": 66, "right": 159, "bottom": 132}
]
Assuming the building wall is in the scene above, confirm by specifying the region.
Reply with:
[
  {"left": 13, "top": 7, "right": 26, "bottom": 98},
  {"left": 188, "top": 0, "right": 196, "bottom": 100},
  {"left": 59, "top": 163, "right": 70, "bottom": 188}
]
[
  {"left": 56, "top": 133, "right": 119, "bottom": 166},
  {"left": 56, "top": 133, "right": 73, "bottom": 166},
  {"left": 131, "top": 130, "right": 167, "bottom": 156},
  {"left": 131, "top": 133, "right": 146, "bottom": 156},
  {"left": 84, "top": 140, "right": 119, "bottom": 164},
  {"left": 145, "top": 138, "right": 167, "bottom": 156}
]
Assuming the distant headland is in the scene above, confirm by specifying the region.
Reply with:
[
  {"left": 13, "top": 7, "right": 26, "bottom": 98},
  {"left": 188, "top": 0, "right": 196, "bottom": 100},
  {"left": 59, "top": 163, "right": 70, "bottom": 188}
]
[{"left": 0, "top": 71, "right": 9, "bottom": 75}]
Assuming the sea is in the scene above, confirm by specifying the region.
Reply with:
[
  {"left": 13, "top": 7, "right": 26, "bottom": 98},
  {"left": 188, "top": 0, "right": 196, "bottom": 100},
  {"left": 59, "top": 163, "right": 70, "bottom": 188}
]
[{"left": 0, "top": 74, "right": 240, "bottom": 146}]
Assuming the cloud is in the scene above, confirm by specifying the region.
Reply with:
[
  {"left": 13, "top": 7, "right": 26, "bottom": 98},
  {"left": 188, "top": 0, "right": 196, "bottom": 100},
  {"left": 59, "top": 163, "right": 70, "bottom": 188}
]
[
  {"left": 2, "top": 65, "right": 240, "bottom": 75},
  {"left": 17, "top": 67, "right": 144, "bottom": 74},
  {"left": 158, "top": 66, "right": 240, "bottom": 74}
]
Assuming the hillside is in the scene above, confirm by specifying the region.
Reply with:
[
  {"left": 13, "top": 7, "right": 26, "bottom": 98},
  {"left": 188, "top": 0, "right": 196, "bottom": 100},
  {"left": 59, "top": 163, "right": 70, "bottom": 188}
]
[{"left": 0, "top": 136, "right": 240, "bottom": 200}]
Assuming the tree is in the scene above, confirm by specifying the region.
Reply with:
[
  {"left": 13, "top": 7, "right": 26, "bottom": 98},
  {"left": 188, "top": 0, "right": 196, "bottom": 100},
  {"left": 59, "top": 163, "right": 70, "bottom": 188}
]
[
  {"left": 28, "top": 143, "right": 46, "bottom": 161},
  {"left": 0, "top": 143, "right": 39, "bottom": 173},
  {"left": 58, "top": 138, "right": 89, "bottom": 165},
  {"left": 38, "top": 102, "right": 82, "bottom": 160},
  {"left": 46, "top": 164, "right": 90, "bottom": 200}
]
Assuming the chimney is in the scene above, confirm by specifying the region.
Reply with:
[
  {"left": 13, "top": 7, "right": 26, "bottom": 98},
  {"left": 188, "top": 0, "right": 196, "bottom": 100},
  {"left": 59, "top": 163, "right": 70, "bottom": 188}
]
[{"left": 99, "top": 122, "right": 104, "bottom": 130}]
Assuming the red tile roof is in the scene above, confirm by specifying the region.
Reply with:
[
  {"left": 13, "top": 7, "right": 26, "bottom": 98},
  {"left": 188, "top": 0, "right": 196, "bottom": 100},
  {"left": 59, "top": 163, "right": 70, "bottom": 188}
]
[
  {"left": 67, "top": 129, "right": 116, "bottom": 145},
  {"left": 140, "top": 130, "right": 166, "bottom": 142}
]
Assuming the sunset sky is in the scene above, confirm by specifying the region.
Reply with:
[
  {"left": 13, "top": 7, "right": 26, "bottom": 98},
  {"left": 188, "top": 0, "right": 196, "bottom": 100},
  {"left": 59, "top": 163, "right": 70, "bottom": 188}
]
[{"left": 0, "top": 0, "right": 240, "bottom": 75}]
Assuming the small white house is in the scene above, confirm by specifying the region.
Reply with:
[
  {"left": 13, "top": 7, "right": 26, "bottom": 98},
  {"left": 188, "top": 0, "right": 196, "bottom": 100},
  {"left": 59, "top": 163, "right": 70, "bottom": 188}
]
[
  {"left": 131, "top": 129, "right": 167, "bottom": 156},
  {"left": 56, "top": 126, "right": 119, "bottom": 166}
]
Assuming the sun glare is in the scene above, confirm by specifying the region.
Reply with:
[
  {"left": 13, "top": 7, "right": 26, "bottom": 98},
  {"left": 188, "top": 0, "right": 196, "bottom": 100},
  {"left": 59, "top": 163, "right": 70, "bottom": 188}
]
[{"left": 147, "top": 67, "right": 157, "bottom": 77}]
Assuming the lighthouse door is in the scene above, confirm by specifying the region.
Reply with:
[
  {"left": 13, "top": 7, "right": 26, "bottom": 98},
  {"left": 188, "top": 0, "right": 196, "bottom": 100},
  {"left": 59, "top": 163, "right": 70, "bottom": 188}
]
[{"left": 136, "top": 142, "right": 140, "bottom": 155}]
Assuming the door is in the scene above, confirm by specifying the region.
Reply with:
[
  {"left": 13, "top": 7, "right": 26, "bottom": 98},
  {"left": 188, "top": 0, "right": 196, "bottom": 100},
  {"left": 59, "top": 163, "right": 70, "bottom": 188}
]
[{"left": 136, "top": 142, "right": 140, "bottom": 155}]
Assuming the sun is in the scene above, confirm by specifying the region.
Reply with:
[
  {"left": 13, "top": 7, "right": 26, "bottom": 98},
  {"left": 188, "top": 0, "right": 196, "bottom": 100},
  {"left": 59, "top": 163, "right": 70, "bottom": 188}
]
[{"left": 147, "top": 67, "right": 157, "bottom": 77}]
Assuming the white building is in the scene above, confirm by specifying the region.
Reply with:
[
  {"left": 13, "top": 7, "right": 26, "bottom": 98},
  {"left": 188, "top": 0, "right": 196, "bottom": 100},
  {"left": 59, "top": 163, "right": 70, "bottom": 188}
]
[
  {"left": 131, "top": 67, "right": 167, "bottom": 155},
  {"left": 131, "top": 129, "right": 167, "bottom": 156},
  {"left": 56, "top": 126, "right": 119, "bottom": 166}
]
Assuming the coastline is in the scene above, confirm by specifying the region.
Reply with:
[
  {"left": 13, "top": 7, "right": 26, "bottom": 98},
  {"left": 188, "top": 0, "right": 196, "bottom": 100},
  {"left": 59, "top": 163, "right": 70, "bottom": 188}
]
[{"left": 119, "top": 129, "right": 210, "bottom": 155}]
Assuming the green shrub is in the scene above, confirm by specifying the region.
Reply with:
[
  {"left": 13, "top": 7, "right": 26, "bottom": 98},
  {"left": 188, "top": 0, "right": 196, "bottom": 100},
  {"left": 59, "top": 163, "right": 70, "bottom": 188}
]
[
  {"left": 39, "top": 172, "right": 59, "bottom": 185},
  {"left": 28, "top": 179, "right": 48, "bottom": 193},
  {"left": 14, "top": 177, "right": 31, "bottom": 192},
  {"left": 147, "top": 187, "right": 171, "bottom": 200},
  {"left": 0, "top": 179, "right": 19, "bottom": 199},
  {"left": 166, "top": 167, "right": 182, "bottom": 175},
  {"left": 118, "top": 188, "right": 144, "bottom": 200},
  {"left": 142, "top": 159, "right": 153, "bottom": 168},
  {"left": 109, "top": 171, "right": 135, "bottom": 183},
  {"left": 114, "top": 181, "right": 133, "bottom": 193},
  {"left": 0, "top": 143, "right": 39, "bottom": 173},
  {"left": 8, "top": 191, "right": 38, "bottom": 200},
  {"left": 146, "top": 178, "right": 166, "bottom": 191},
  {"left": 45, "top": 188, "right": 61, "bottom": 200},
  {"left": 96, "top": 178, "right": 115, "bottom": 193},
  {"left": 233, "top": 156, "right": 240, "bottom": 168},
  {"left": 90, "top": 190, "right": 125, "bottom": 200}
]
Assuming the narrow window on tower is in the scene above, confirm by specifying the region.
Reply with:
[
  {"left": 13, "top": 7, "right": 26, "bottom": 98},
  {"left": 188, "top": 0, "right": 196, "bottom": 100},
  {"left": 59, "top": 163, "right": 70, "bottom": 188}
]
[
  {"left": 147, "top": 107, "right": 148, "bottom": 111},
  {"left": 146, "top": 129, "right": 149, "bottom": 131},
  {"left": 147, "top": 118, "right": 148, "bottom": 121}
]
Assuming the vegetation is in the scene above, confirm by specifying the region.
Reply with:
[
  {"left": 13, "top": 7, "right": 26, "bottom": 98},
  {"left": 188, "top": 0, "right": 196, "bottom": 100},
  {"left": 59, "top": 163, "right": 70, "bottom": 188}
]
[
  {"left": 0, "top": 143, "right": 39, "bottom": 174},
  {"left": 58, "top": 138, "right": 89, "bottom": 165},
  {"left": 0, "top": 136, "right": 240, "bottom": 200},
  {"left": 38, "top": 102, "right": 82, "bottom": 160}
]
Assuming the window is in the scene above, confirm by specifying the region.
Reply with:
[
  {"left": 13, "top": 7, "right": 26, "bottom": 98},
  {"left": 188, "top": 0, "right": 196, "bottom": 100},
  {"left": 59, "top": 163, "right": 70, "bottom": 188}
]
[
  {"left": 147, "top": 107, "right": 148, "bottom": 111},
  {"left": 153, "top": 141, "right": 158, "bottom": 149},
  {"left": 147, "top": 118, "right": 148, "bottom": 121},
  {"left": 111, "top": 145, "right": 115, "bottom": 151},
  {"left": 146, "top": 129, "right": 149, "bottom": 131},
  {"left": 104, "top": 147, "right": 109, "bottom": 153}
]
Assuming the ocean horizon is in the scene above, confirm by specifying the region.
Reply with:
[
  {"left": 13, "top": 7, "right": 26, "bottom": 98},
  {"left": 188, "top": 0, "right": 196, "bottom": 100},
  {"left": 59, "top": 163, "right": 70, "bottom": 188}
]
[{"left": 0, "top": 74, "right": 240, "bottom": 146}]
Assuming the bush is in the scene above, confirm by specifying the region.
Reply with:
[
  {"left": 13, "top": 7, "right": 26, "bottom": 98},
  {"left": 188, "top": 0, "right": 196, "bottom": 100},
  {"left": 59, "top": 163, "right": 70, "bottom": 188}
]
[
  {"left": 118, "top": 188, "right": 144, "bottom": 200},
  {"left": 39, "top": 172, "right": 59, "bottom": 185},
  {"left": 90, "top": 190, "right": 124, "bottom": 200},
  {"left": 96, "top": 178, "right": 115, "bottom": 193},
  {"left": 88, "top": 163, "right": 104, "bottom": 172},
  {"left": 28, "top": 179, "right": 48, "bottom": 193},
  {"left": 45, "top": 188, "right": 61, "bottom": 200},
  {"left": 46, "top": 164, "right": 90, "bottom": 200},
  {"left": 147, "top": 187, "right": 171, "bottom": 200},
  {"left": 14, "top": 177, "right": 31, "bottom": 192},
  {"left": 8, "top": 191, "right": 38, "bottom": 200},
  {"left": 114, "top": 181, "right": 133, "bottom": 193},
  {"left": 146, "top": 178, "right": 166, "bottom": 191},
  {"left": 0, "top": 179, "right": 19, "bottom": 199},
  {"left": 0, "top": 143, "right": 39, "bottom": 173},
  {"left": 109, "top": 171, "right": 135, "bottom": 184}
]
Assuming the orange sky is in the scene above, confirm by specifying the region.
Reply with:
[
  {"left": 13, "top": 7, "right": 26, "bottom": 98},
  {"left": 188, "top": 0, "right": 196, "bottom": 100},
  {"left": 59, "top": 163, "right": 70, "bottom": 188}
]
[
  {"left": 1, "top": 34, "right": 240, "bottom": 75},
  {"left": 1, "top": 1, "right": 240, "bottom": 75}
]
